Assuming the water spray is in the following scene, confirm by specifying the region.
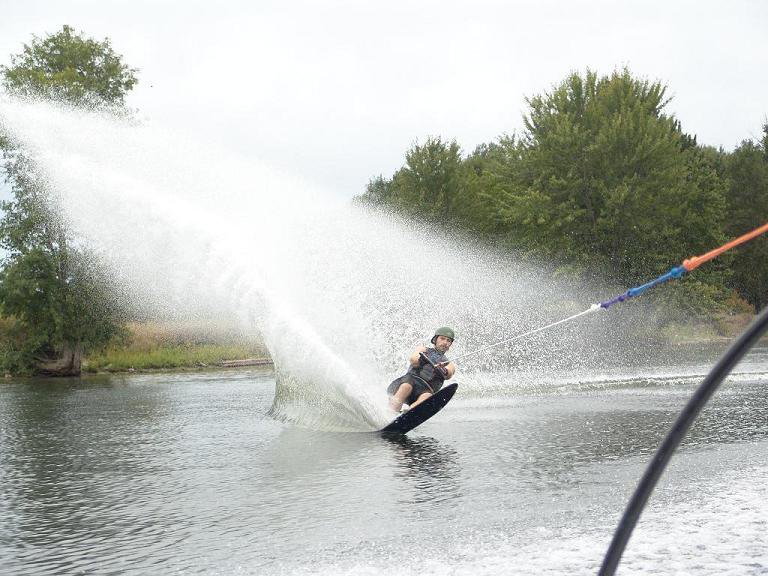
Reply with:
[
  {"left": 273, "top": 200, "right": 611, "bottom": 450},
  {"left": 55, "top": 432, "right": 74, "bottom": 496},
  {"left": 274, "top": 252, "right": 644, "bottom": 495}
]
[
  {"left": 449, "top": 222, "right": 768, "bottom": 366},
  {"left": 449, "top": 305, "right": 602, "bottom": 365}
]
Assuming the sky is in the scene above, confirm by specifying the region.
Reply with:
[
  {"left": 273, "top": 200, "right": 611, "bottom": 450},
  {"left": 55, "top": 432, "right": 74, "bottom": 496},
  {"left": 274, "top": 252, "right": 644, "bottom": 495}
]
[{"left": 0, "top": 0, "right": 767, "bottom": 199}]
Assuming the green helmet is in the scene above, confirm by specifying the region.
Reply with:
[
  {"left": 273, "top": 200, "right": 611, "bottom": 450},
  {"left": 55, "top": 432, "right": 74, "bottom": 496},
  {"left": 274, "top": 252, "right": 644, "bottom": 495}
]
[{"left": 431, "top": 326, "right": 455, "bottom": 344}]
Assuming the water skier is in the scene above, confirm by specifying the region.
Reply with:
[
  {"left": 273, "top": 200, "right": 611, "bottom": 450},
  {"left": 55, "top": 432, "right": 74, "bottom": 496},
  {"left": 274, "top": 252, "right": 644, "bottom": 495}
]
[{"left": 387, "top": 327, "right": 457, "bottom": 412}]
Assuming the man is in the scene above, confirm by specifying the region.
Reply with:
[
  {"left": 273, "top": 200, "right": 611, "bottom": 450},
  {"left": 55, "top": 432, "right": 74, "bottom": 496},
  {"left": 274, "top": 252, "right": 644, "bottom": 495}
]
[{"left": 387, "top": 327, "right": 457, "bottom": 412}]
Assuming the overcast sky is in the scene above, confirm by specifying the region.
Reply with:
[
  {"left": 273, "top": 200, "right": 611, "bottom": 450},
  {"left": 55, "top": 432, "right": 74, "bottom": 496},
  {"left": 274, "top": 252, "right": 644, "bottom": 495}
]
[{"left": 1, "top": 0, "right": 767, "bottom": 198}]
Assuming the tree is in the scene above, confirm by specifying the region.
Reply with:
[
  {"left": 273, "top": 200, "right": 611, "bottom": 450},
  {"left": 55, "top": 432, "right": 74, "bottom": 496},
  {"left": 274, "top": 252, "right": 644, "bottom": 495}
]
[
  {"left": 458, "top": 139, "right": 527, "bottom": 238},
  {"left": 1, "top": 24, "right": 137, "bottom": 107},
  {"left": 725, "top": 126, "right": 768, "bottom": 311},
  {"left": 385, "top": 137, "right": 463, "bottom": 220},
  {"left": 0, "top": 26, "right": 138, "bottom": 375},
  {"left": 507, "top": 69, "right": 727, "bottom": 285},
  {"left": 355, "top": 175, "right": 395, "bottom": 208}
]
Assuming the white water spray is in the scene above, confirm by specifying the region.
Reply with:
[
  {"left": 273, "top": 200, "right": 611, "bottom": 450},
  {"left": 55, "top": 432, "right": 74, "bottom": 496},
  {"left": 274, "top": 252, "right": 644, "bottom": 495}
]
[{"left": 0, "top": 96, "right": 653, "bottom": 430}]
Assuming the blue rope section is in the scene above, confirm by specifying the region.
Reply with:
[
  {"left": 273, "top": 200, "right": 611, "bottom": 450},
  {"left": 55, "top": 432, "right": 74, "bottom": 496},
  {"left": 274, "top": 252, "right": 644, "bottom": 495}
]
[{"left": 600, "top": 266, "right": 687, "bottom": 309}]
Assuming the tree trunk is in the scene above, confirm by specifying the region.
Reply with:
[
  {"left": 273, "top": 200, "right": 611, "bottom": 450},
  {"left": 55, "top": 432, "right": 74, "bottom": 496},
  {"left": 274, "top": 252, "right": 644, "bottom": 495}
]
[{"left": 35, "top": 344, "right": 83, "bottom": 377}]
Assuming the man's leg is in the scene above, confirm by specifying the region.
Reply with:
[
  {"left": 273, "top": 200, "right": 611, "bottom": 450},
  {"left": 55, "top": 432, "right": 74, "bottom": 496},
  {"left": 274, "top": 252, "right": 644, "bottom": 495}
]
[
  {"left": 409, "top": 392, "right": 433, "bottom": 409},
  {"left": 389, "top": 382, "right": 413, "bottom": 411}
]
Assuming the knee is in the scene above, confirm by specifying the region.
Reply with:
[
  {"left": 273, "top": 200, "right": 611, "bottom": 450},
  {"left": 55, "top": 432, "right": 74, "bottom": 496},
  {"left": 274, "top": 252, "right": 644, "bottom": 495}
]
[{"left": 397, "top": 382, "right": 413, "bottom": 395}]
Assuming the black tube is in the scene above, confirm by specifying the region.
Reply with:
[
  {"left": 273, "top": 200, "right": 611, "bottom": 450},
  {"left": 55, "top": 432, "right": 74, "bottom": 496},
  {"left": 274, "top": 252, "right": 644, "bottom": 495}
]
[{"left": 599, "top": 305, "right": 768, "bottom": 576}]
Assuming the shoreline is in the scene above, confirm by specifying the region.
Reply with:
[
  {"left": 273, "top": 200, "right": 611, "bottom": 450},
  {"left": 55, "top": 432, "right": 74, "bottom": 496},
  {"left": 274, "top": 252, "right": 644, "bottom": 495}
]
[
  {"left": 82, "top": 358, "right": 275, "bottom": 376},
  {"left": 79, "top": 322, "right": 273, "bottom": 375},
  {"left": 3, "top": 315, "right": 761, "bottom": 378},
  {"left": 3, "top": 360, "right": 275, "bottom": 380}
]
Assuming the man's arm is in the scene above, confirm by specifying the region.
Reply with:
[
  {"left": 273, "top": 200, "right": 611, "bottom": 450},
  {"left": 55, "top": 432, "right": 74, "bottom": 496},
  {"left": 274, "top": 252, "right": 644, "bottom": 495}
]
[
  {"left": 433, "top": 360, "right": 456, "bottom": 379},
  {"left": 408, "top": 346, "right": 427, "bottom": 368}
]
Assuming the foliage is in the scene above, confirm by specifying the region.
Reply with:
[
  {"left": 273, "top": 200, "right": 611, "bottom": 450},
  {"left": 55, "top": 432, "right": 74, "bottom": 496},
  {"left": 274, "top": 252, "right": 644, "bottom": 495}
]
[
  {"left": 0, "top": 150, "right": 126, "bottom": 373},
  {"left": 510, "top": 69, "right": 727, "bottom": 284},
  {"left": 0, "top": 26, "right": 137, "bottom": 375},
  {"left": 82, "top": 322, "right": 269, "bottom": 372},
  {"left": 356, "top": 68, "right": 767, "bottom": 321},
  {"left": 1, "top": 25, "right": 138, "bottom": 107},
  {"left": 358, "top": 137, "right": 464, "bottom": 221},
  {"left": 725, "top": 126, "right": 768, "bottom": 311}
]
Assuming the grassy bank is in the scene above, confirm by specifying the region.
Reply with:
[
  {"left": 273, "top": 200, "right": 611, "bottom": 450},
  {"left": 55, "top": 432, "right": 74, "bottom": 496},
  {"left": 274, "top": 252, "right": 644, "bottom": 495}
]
[
  {"left": 83, "top": 322, "right": 271, "bottom": 373},
  {"left": 3, "top": 312, "right": 762, "bottom": 377},
  {"left": 657, "top": 312, "right": 757, "bottom": 345}
]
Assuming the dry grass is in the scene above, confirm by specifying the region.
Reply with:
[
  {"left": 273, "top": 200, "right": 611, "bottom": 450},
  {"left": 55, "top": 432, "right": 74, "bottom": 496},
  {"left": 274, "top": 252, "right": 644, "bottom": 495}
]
[{"left": 83, "top": 321, "right": 270, "bottom": 372}]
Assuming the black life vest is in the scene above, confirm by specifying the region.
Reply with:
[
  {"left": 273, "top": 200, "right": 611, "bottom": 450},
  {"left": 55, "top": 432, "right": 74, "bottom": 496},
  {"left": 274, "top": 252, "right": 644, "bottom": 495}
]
[{"left": 407, "top": 347, "right": 449, "bottom": 393}]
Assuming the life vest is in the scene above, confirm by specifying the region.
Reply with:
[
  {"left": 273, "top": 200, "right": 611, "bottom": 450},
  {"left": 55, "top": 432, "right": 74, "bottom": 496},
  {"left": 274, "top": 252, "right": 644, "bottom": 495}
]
[{"left": 407, "top": 347, "right": 449, "bottom": 393}]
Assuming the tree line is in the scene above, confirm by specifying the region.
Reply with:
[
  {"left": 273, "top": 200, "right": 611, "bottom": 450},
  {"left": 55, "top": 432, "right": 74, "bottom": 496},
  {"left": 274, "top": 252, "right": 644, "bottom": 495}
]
[{"left": 356, "top": 69, "right": 767, "bottom": 317}]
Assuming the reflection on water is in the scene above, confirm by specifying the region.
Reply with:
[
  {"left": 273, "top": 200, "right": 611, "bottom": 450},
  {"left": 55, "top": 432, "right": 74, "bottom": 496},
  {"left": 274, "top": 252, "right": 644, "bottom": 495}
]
[
  {"left": 1, "top": 352, "right": 767, "bottom": 575},
  {"left": 383, "top": 435, "right": 461, "bottom": 504}
]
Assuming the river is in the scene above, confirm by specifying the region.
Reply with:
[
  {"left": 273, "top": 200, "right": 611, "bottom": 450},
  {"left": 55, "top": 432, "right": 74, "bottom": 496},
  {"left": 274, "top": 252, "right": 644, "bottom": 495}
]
[{"left": 1, "top": 346, "right": 767, "bottom": 575}]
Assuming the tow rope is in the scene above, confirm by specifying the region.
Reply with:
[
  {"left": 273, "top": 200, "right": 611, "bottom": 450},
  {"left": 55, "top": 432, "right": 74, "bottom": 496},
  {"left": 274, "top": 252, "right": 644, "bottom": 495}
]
[{"left": 451, "top": 222, "right": 768, "bottom": 365}]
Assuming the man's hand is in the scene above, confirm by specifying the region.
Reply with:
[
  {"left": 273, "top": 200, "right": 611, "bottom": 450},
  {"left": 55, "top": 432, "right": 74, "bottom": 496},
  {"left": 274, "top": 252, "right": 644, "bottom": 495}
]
[{"left": 435, "top": 362, "right": 449, "bottom": 379}]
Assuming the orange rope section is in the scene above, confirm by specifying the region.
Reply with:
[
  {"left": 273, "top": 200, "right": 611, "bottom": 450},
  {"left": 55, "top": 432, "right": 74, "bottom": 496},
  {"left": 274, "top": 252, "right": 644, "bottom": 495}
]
[{"left": 683, "top": 222, "right": 768, "bottom": 271}]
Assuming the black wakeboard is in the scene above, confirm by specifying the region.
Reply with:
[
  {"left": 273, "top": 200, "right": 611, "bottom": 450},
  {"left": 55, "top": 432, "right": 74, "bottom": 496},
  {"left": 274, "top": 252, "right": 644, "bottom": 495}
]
[{"left": 380, "top": 383, "right": 458, "bottom": 436}]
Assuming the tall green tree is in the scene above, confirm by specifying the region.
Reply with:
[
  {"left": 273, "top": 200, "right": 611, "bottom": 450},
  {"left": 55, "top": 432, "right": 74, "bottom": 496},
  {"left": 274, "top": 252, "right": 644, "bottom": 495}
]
[
  {"left": 1, "top": 24, "right": 137, "bottom": 107},
  {"left": 508, "top": 69, "right": 727, "bottom": 285},
  {"left": 0, "top": 26, "right": 137, "bottom": 375},
  {"left": 359, "top": 137, "right": 464, "bottom": 221},
  {"left": 458, "top": 139, "right": 527, "bottom": 238},
  {"left": 725, "top": 126, "right": 768, "bottom": 311}
]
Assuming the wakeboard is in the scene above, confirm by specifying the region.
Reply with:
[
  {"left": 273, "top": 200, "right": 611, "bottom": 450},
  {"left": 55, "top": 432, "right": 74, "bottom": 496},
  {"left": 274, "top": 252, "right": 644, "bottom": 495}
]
[{"left": 380, "top": 383, "right": 458, "bottom": 436}]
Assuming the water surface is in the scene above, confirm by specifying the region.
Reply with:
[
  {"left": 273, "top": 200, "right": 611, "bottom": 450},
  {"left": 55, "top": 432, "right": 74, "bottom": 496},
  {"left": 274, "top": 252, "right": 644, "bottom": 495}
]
[{"left": 1, "top": 348, "right": 767, "bottom": 575}]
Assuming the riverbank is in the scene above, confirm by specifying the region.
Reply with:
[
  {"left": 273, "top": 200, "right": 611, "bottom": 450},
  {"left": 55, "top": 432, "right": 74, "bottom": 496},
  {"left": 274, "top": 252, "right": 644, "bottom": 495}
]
[
  {"left": 659, "top": 312, "right": 757, "bottom": 345},
  {"left": 2, "top": 312, "right": 759, "bottom": 377},
  {"left": 89, "top": 313, "right": 758, "bottom": 373},
  {"left": 82, "top": 322, "right": 272, "bottom": 373}
]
